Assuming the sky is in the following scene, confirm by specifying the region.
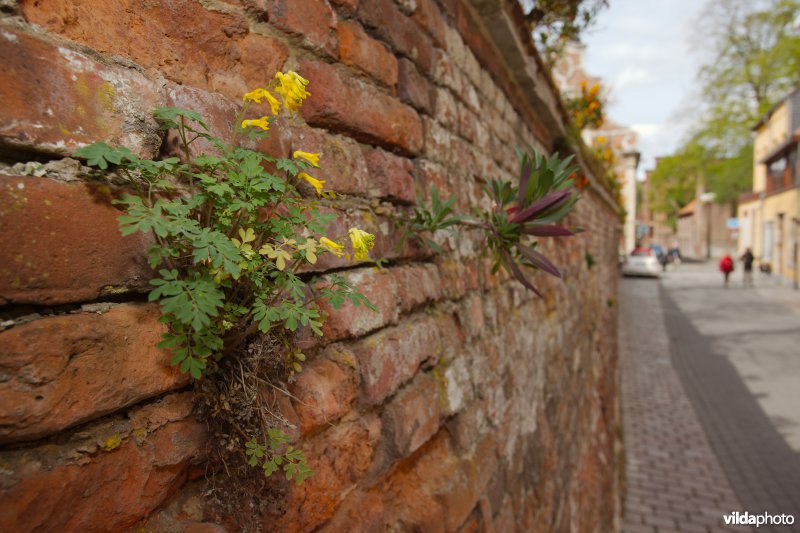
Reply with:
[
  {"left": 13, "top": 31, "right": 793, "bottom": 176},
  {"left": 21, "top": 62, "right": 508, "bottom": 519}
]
[{"left": 581, "top": 0, "right": 709, "bottom": 177}]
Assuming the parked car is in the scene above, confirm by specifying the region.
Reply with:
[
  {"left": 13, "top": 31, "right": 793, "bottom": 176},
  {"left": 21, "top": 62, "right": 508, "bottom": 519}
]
[{"left": 622, "top": 247, "right": 661, "bottom": 277}]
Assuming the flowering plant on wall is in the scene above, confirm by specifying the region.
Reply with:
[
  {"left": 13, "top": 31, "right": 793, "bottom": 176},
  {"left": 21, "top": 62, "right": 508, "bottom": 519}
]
[
  {"left": 75, "top": 71, "right": 379, "bottom": 485},
  {"left": 567, "top": 80, "right": 604, "bottom": 130}
]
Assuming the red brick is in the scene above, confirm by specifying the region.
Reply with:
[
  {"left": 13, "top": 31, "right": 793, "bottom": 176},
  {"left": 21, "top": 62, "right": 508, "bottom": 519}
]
[
  {"left": 337, "top": 20, "right": 398, "bottom": 87},
  {"left": 0, "top": 176, "right": 151, "bottom": 305},
  {"left": 362, "top": 146, "right": 416, "bottom": 202},
  {"left": 330, "top": 0, "right": 357, "bottom": 13},
  {"left": 299, "top": 59, "right": 423, "bottom": 155},
  {"left": 20, "top": 0, "right": 288, "bottom": 101},
  {"left": 0, "top": 415, "right": 205, "bottom": 531},
  {"left": 351, "top": 314, "right": 440, "bottom": 406},
  {"left": 0, "top": 303, "right": 188, "bottom": 443},
  {"left": 356, "top": 0, "right": 435, "bottom": 74},
  {"left": 289, "top": 124, "right": 370, "bottom": 195},
  {"left": 394, "top": 263, "right": 442, "bottom": 311},
  {"left": 320, "top": 267, "right": 398, "bottom": 340},
  {"left": 397, "top": 57, "right": 435, "bottom": 114},
  {"left": 288, "top": 347, "right": 359, "bottom": 434},
  {"left": 164, "top": 83, "right": 239, "bottom": 157},
  {"left": 267, "top": 414, "right": 381, "bottom": 530},
  {"left": 0, "top": 27, "right": 162, "bottom": 157},
  {"left": 383, "top": 373, "right": 441, "bottom": 456},
  {"left": 266, "top": 0, "right": 338, "bottom": 57},
  {"left": 411, "top": 0, "right": 447, "bottom": 49}
]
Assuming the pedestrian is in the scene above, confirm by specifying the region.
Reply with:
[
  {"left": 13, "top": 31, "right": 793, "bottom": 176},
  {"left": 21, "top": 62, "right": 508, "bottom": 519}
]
[
  {"left": 740, "top": 247, "right": 754, "bottom": 287},
  {"left": 719, "top": 253, "right": 734, "bottom": 287}
]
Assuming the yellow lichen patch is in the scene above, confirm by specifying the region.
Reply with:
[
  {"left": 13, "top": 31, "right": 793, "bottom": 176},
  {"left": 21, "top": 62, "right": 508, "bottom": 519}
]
[
  {"left": 102, "top": 285, "right": 129, "bottom": 295},
  {"left": 98, "top": 81, "right": 115, "bottom": 110},
  {"left": 75, "top": 75, "right": 90, "bottom": 97},
  {"left": 103, "top": 434, "right": 122, "bottom": 451}
]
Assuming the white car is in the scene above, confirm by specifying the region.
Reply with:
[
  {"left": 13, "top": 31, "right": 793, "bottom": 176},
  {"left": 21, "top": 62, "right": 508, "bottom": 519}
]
[{"left": 622, "top": 248, "right": 661, "bottom": 277}]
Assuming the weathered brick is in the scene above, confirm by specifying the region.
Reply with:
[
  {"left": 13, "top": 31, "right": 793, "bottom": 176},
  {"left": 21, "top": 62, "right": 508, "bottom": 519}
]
[
  {"left": 0, "top": 401, "right": 204, "bottom": 532},
  {"left": 266, "top": 414, "right": 381, "bottom": 530},
  {"left": 164, "top": 83, "right": 239, "bottom": 157},
  {"left": 0, "top": 176, "right": 151, "bottom": 305},
  {"left": 383, "top": 372, "right": 441, "bottom": 456},
  {"left": 320, "top": 266, "right": 398, "bottom": 340},
  {"left": 432, "top": 47, "right": 464, "bottom": 95},
  {"left": 337, "top": 20, "right": 398, "bottom": 87},
  {"left": 299, "top": 59, "right": 423, "bottom": 155},
  {"left": 434, "top": 86, "right": 459, "bottom": 130},
  {"left": 397, "top": 57, "right": 434, "bottom": 114},
  {"left": 352, "top": 314, "right": 440, "bottom": 406},
  {"left": 288, "top": 346, "right": 360, "bottom": 435},
  {"left": 0, "top": 27, "right": 162, "bottom": 157},
  {"left": 267, "top": 0, "right": 338, "bottom": 57},
  {"left": 394, "top": 263, "right": 442, "bottom": 311},
  {"left": 421, "top": 116, "right": 454, "bottom": 165},
  {"left": 356, "top": 0, "right": 434, "bottom": 73},
  {"left": 458, "top": 102, "right": 478, "bottom": 144},
  {"left": 289, "top": 124, "right": 370, "bottom": 195},
  {"left": 410, "top": 0, "right": 447, "bottom": 49},
  {"left": 20, "top": 0, "right": 288, "bottom": 101},
  {"left": 0, "top": 303, "right": 188, "bottom": 443},
  {"left": 362, "top": 146, "right": 416, "bottom": 203}
]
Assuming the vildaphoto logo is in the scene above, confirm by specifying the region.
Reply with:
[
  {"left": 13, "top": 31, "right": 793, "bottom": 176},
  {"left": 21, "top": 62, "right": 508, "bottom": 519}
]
[{"left": 723, "top": 511, "right": 795, "bottom": 527}]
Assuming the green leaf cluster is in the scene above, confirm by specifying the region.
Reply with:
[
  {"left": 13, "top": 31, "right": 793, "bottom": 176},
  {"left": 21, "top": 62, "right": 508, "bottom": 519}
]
[
  {"left": 74, "top": 102, "right": 378, "bottom": 480},
  {"left": 245, "top": 430, "right": 313, "bottom": 484}
]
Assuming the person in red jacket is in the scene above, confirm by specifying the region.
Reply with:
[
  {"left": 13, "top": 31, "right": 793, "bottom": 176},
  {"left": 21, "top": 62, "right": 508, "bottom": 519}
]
[{"left": 719, "top": 253, "right": 734, "bottom": 287}]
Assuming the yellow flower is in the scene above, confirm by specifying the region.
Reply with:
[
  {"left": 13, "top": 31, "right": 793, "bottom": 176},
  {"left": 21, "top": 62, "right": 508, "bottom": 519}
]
[
  {"left": 348, "top": 228, "right": 375, "bottom": 261},
  {"left": 274, "top": 71, "right": 311, "bottom": 112},
  {"left": 596, "top": 135, "right": 606, "bottom": 144},
  {"left": 293, "top": 150, "right": 320, "bottom": 168},
  {"left": 241, "top": 117, "right": 270, "bottom": 131},
  {"left": 243, "top": 88, "right": 268, "bottom": 104},
  {"left": 299, "top": 172, "right": 325, "bottom": 195},
  {"left": 265, "top": 90, "right": 281, "bottom": 115},
  {"left": 319, "top": 237, "right": 344, "bottom": 257}
]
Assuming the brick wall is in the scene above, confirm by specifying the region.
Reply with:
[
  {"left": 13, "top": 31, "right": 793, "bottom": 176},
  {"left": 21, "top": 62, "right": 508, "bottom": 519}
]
[{"left": 0, "top": 0, "right": 622, "bottom": 531}]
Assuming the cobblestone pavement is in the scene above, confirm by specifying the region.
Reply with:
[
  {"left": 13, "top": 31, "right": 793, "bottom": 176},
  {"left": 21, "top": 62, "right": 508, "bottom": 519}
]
[
  {"left": 660, "top": 263, "right": 800, "bottom": 532},
  {"left": 620, "top": 277, "right": 747, "bottom": 533}
]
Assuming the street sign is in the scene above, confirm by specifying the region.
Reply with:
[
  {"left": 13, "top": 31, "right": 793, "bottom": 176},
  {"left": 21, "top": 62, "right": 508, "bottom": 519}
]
[{"left": 726, "top": 218, "right": 740, "bottom": 230}]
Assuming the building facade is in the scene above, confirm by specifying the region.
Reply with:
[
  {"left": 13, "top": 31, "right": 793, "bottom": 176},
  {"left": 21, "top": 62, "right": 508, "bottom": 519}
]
[{"left": 738, "top": 87, "right": 800, "bottom": 285}]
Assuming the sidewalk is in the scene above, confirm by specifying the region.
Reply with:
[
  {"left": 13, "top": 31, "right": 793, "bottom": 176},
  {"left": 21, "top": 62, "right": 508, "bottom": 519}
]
[{"left": 619, "top": 277, "right": 746, "bottom": 532}]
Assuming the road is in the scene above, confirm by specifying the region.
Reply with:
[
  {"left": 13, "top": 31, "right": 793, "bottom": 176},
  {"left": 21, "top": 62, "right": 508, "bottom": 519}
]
[{"left": 620, "top": 262, "right": 800, "bottom": 532}]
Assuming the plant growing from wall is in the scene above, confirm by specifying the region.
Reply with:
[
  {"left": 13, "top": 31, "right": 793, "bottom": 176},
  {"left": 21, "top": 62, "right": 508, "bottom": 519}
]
[
  {"left": 566, "top": 80, "right": 604, "bottom": 130},
  {"left": 405, "top": 149, "right": 583, "bottom": 295},
  {"left": 74, "top": 70, "right": 586, "bottom": 520},
  {"left": 75, "top": 71, "right": 378, "bottom": 489}
]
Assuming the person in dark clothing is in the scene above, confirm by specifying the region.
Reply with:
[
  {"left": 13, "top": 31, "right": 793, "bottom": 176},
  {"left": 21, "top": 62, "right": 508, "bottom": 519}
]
[{"left": 741, "top": 248, "right": 755, "bottom": 287}]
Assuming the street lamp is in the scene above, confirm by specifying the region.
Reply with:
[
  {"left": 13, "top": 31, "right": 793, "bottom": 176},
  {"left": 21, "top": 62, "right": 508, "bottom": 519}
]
[{"left": 700, "top": 192, "right": 716, "bottom": 259}]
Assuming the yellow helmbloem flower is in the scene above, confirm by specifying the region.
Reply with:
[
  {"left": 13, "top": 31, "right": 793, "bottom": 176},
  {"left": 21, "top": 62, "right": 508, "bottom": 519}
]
[
  {"left": 319, "top": 237, "right": 344, "bottom": 257},
  {"left": 243, "top": 88, "right": 268, "bottom": 104},
  {"left": 265, "top": 91, "right": 281, "bottom": 116},
  {"left": 241, "top": 117, "right": 270, "bottom": 131},
  {"left": 348, "top": 228, "right": 375, "bottom": 261},
  {"left": 299, "top": 172, "right": 325, "bottom": 195},
  {"left": 275, "top": 71, "right": 311, "bottom": 112},
  {"left": 293, "top": 150, "right": 320, "bottom": 168}
]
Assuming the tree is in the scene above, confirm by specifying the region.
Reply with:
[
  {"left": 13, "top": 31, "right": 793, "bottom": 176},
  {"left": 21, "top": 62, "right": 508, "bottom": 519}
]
[
  {"left": 654, "top": 0, "right": 800, "bottom": 212},
  {"left": 523, "top": 0, "right": 609, "bottom": 66},
  {"left": 694, "top": 0, "right": 800, "bottom": 155}
]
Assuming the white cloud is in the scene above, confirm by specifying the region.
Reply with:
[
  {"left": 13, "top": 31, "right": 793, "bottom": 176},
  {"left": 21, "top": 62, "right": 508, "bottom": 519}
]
[{"left": 614, "top": 67, "right": 656, "bottom": 91}]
